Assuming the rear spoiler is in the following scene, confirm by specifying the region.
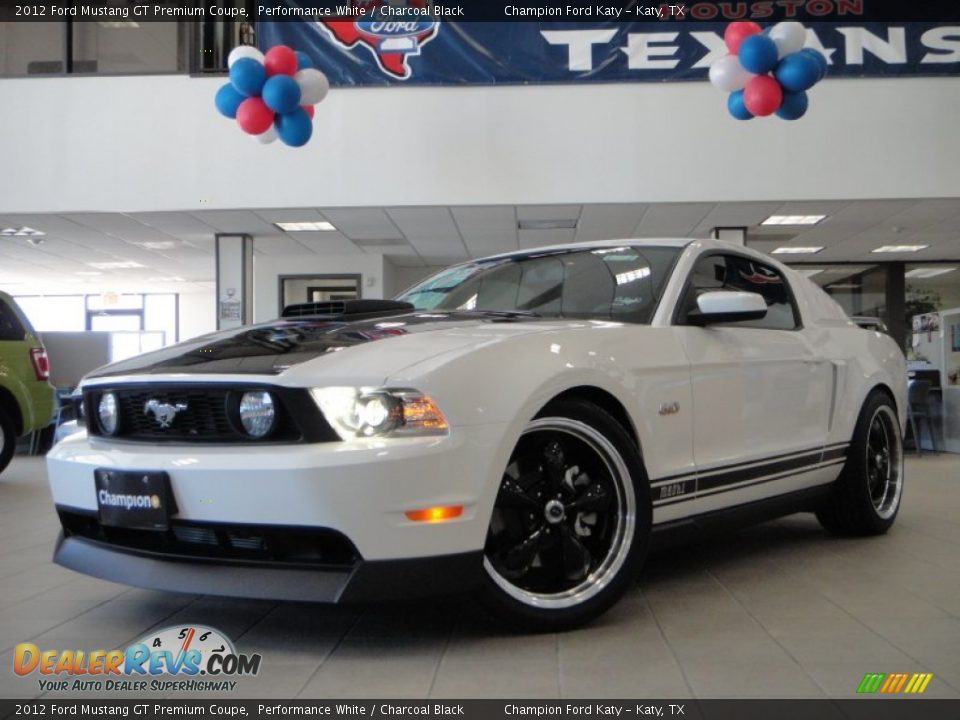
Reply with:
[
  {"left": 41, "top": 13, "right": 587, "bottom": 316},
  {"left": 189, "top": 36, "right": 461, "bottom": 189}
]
[{"left": 281, "top": 299, "right": 414, "bottom": 319}]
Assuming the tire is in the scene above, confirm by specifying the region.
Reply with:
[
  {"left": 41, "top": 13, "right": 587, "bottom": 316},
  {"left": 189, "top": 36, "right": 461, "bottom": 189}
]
[
  {"left": 0, "top": 405, "right": 16, "bottom": 476},
  {"left": 478, "top": 400, "right": 652, "bottom": 631},
  {"left": 816, "top": 391, "right": 904, "bottom": 537}
]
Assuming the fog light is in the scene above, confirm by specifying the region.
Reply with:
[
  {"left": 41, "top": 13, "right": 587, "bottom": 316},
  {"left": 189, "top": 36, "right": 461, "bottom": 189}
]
[
  {"left": 405, "top": 505, "right": 464, "bottom": 523},
  {"left": 239, "top": 391, "right": 275, "bottom": 438},
  {"left": 98, "top": 392, "right": 118, "bottom": 435}
]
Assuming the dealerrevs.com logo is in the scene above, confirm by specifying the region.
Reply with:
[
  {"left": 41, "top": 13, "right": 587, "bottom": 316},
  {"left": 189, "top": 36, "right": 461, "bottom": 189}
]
[{"left": 13, "top": 625, "right": 262, "bottom": 693}]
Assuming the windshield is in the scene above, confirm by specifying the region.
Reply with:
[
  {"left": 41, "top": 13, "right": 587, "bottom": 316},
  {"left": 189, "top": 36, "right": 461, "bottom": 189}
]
[{"left": 397, "top": 246, "right": 681, "bottom": 324}]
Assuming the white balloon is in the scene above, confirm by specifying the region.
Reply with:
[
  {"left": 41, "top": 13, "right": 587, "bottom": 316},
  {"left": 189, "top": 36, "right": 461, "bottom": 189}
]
[
  {"left": 295, "top": 69, "right": 330, "bottom": 105},
  {"left": 709, "top": 55, "right": 754, "bottom": 93},
  {"left": 769, "top": 21, "right": 807, "bottom": 58},
  {"left": 254, "top": 125, "right": 278, "bottom": 144},
  {"left": 228, "top": 45, "right": 265, "bottom": 68}
]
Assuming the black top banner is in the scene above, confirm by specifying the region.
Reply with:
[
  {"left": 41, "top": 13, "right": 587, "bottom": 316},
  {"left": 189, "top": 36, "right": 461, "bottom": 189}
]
[{"left": 1, "top": 0, "right": 960, "bottom": 23}]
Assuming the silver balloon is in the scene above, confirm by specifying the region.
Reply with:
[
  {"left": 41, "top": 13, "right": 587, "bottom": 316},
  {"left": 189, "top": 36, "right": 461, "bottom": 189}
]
[
  {"left": 295, "top": 69, "right": 330, "bottom": 105},
  {"left": 769, "top": 22, "right": 807, "bottom": 58},
  {"left": 709, "top": 55, "right": 754, "bottom": 93}
]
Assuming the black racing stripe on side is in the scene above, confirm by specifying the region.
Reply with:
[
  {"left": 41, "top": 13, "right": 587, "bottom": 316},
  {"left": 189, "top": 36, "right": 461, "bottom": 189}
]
[
  {"left": 653, "top": 458, "right": 847, "bottom": 508},
  {"left": 821, "top": 445, "right": 850, "bottom": 462},
  {"left": 650, "top": 445, "right": 825, "bottom": 486},
  {"left": 697, "top": 450, "right": 824, "bottom": 493},
  {"left": 695, "top": 459, "right": 846, "bottom": 500}
]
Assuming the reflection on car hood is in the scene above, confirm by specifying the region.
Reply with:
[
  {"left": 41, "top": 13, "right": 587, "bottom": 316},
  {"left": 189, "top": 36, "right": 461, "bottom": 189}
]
[{"left": 85, "top": 312, "right": 555, "bottom": 378}]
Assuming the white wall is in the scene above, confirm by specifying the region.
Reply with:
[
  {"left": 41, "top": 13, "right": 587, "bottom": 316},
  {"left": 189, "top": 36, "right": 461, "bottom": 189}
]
[
  {"left": 253, "top": 254, "right": 385, "bottom": 323},
  {"left": 1, "top": 74, "right": 959, "bottom": 214}
]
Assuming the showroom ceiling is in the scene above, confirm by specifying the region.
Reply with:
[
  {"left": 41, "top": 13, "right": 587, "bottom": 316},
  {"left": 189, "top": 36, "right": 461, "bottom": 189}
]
[{"left": 1, "top": 198, "right": 959, "bottom": 292}]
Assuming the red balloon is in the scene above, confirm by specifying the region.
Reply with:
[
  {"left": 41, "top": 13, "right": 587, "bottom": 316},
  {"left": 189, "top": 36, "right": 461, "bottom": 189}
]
[
  {"left": 743, "top": 75, "right": 784, "bottom": 117},
  {"left": 236, "top": 97, "right": 275, "bottom": 135},
  {"left": 302, "top": 104, "right": 315, "bottom": 120},
  {"left": 724, "top": 21, "right": 762, "bottom": 54},
  {"left": 264, "top": 46, "right": 298, "bottom": 77}
]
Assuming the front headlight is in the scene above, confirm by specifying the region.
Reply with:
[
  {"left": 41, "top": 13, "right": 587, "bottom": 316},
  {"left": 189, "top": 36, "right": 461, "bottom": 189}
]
[{"left": 310, "top": 387, "right": 448, "bottom": 439}]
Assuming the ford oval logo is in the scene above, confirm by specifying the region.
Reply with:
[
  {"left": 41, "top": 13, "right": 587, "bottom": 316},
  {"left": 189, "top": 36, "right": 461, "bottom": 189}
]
[{"left": 356, "top": 21, "right": 437, "bottom": 38}]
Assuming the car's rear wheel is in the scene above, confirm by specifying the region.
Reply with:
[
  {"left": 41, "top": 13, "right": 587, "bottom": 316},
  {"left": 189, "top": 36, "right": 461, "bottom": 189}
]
[
  {"left": 816, "top": 391, "right": 904, "bottom": 536},
  {"left": 0, "top": 406, "right": 16, "bottom": 475},
  {"left": 479, "top": 400, "right": 651, "bottom": 631}
]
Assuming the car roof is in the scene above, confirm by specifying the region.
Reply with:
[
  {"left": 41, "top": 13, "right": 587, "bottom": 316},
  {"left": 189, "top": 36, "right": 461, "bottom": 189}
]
[{"left": 479, "top": 238, "right": 695, "bottom": 262}]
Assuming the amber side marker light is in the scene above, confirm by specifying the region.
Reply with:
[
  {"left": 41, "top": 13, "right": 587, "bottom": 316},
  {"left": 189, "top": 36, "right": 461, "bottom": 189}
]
[{"left": 405, "top": 505, "right": 464, "bottom": 523}]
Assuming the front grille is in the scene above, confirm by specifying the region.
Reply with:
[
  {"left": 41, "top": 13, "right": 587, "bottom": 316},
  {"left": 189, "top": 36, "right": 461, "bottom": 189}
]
[
  {"left": 59, "top": 510, "right": 360, "bottom": 567},
  {"left": 84, "top": 384, "right": 338, "bottom": 443}
]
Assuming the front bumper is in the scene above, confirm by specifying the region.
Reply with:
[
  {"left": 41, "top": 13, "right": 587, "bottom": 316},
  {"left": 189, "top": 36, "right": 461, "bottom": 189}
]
[
  {"left": 53, "top": 533, "right": 484, "bottom": 603},
  {"left": 46, "top": 423, "right": 509, "bottom": 562}
]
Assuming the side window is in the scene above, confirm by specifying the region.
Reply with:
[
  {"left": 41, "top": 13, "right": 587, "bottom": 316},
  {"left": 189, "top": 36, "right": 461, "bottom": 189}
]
[
  {"left": 682, "top": 254, "right": 799, "bottom": 330},
  {"left": 0, "top": 300, "right": 26, "bottom": 341}
]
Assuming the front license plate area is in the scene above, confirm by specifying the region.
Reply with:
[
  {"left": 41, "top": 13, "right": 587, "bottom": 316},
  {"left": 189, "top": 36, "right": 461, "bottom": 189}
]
[{"left": 95, "top": 469, "right": 172, "bottom": 531}]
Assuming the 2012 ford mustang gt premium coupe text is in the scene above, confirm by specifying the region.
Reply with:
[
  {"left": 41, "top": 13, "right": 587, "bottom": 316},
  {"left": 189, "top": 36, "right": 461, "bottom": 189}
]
[{"left": 47, "top": 239, "right": 907, "bottom": 629}]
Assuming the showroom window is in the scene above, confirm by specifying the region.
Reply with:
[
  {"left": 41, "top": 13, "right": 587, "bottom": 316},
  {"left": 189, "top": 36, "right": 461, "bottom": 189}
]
[
  {"left": 14, "top": 293, "right": 179, "bottom": 362},
  {"left": 0, "top": 20, "right": 187, "bottom": 76}
]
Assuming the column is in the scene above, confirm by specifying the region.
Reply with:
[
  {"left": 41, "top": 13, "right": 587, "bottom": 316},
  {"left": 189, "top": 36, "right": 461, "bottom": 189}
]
[{"left": 215, "top": 233, "right": 253, "bottom": 331}]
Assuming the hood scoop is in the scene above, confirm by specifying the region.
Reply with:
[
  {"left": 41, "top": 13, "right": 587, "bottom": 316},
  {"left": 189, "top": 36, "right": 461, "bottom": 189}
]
[{"left": 281, "top": 299, "right": 414, "bottom": 319}]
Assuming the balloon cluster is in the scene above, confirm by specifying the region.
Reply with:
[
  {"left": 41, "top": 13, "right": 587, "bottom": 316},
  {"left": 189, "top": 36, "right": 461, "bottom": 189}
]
[
  {"left": 214, "top": 45, "right": 330, "bottom": 147},
  {"left": 709, "top": 21, "right": 828, "bottom": 121}
]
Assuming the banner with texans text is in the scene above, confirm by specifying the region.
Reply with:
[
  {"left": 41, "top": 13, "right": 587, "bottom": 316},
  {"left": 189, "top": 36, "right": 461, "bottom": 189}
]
[{"left": 258, "top": 18, "right": 960, "bottom": 85}]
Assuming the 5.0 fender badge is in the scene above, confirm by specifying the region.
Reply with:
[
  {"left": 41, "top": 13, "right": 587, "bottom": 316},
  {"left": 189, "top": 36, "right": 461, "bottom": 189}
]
[{"left": 659, "top": 401, "right": 680, "bottom": 416}]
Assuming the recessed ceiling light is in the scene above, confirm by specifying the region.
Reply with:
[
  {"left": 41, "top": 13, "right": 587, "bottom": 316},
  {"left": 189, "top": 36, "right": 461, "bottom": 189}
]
[
  {"left": 905, "top": 267, "right": 956, "bottom": 279},
  {"left": 98, "top": 21, "right": 141, "bottom": 28},
  {"left": 88, "top": 261, "right": 145, "bottom": 270},
  {"left": 0, "top": 226, "right": 45, "bottom": 237},
  {"left": 761, "top": 215, "right": 827, "bottom": 226},
  {"left": 75, "top": 271, "right": 103, "bottom": 276},
  {"left": 275, "top": 221, "right": 336, "bottom": 232},
  {"left": 148, "top": 276, "right": 187, "bottom": 282},
  {"left": 872, "top": 245, "right": 928, "bottom": 254},
  {"left": 518, "top": 219, "right": 579, "bottom": 230},
  {"left": 771, "top": 246, "right": 824, "bottom": 255}
]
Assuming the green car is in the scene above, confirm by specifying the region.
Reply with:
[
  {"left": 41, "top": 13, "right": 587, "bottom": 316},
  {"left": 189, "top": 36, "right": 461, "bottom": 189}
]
[{"left": 0, "top": 291, "right": 55, "bottom": 474}]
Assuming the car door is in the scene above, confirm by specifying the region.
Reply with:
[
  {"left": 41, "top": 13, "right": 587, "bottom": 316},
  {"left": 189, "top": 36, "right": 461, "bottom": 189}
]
[{"left": 673, "top": 251, "right": 834, "bottom": 514}]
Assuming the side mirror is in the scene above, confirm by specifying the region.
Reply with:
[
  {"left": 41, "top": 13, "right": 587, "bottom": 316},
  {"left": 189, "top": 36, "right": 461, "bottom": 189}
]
[{"left": 687, "top": 291, "right": 767, "bottom": 326}]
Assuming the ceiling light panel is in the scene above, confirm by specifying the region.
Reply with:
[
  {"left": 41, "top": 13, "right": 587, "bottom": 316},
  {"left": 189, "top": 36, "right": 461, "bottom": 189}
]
[
  {"left": 87, "top": 261, "right": 145, "bottom": 270},
  {"left": 872, "top": 245, "right": 928, "bottom": 253},
  {"left": 905, "top": 267, "right": 956, "bottom": 279},
  {"left": 761, "top": 215, "right": 827, "bottom": 226},
  {"left": 771, "top": 246, "right": 824, "bottom": 255},
  {"left": 275, "top": 221, "right": 337, "bottom": 232}
]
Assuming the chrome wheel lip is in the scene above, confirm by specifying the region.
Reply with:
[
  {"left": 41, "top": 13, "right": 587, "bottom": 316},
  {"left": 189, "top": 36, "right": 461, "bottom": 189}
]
[
  {"left": 483, "top": 417, "right": 637, "bottom": 610},
  {"left": 866, "top": 405, "right": 903, "bottom": 520}
]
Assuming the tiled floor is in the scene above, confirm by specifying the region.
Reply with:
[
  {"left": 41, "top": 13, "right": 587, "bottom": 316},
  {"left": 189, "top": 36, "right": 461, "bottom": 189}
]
[{"left": 1, "top": 454, "right": 958, "bottom": 699}]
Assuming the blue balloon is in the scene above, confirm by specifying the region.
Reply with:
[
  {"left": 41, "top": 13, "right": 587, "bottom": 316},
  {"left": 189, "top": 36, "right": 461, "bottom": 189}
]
[
  {"left": 738, "top": 34, "right": 779, "bottom": 74},
  {"left": 800, "top": 48, "right": 829, "bottom": 81},
  {"left": 295, "top": 51, "right": 315, "bottom": 70},
  {"left": 776, "top": 90, "right": 809, "bottom": 120},
  {"left": 229, "top": 57, "right": 266, "bottom": 97},
  {"left": 276, "top": 108, "right": 313, "bottom": 147},
  {"left": 774, "top": 52, "right": 821, "bottom": 92},
  {"left": 214, "top": 82, "right": 245, "bottom": 119},
  {"left": 728, "top": 90, "right": 754, "bottom": 121},
  {"left": 262, "top": 75, "right": 302, "bottom": 114}
]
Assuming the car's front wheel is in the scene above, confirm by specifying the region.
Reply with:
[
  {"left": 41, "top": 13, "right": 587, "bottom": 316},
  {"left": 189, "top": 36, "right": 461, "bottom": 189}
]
[
  {"left": 479, "top": 400, "right": 651, "bottom": 631},
  {"left": 816, "top": 391, "right": 904, "bottom": 536},
  {"left": 0, "top": 406, "right": 16, "bottom": 475}
]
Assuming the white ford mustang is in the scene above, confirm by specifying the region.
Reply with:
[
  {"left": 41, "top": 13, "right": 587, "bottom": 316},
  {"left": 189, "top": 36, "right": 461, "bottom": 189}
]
[{"left": 47, "top": 239, "right": 907, "bottom": 629}]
